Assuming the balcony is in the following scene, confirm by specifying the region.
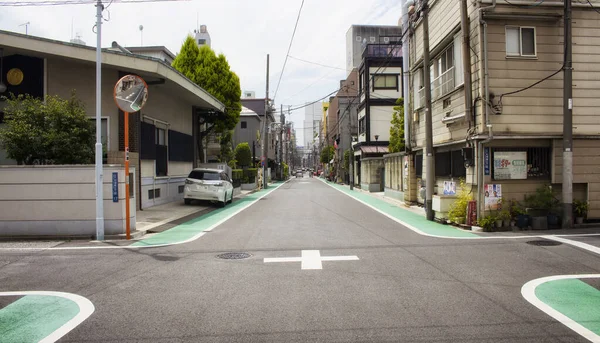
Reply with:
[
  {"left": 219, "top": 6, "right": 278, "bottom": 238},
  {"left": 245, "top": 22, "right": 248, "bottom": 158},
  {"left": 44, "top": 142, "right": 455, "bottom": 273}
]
[{"left": 364, "top": 44, "right": 401, "bottom": 59}]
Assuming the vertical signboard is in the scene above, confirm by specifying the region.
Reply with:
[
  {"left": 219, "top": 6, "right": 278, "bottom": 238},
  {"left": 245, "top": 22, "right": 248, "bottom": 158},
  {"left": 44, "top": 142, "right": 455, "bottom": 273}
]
[
  {"left": 112, "top": 172, "right": 118, "bottom": 203},
  {"left": 484, "top": 147, "right": 490, "bottom": 176}
]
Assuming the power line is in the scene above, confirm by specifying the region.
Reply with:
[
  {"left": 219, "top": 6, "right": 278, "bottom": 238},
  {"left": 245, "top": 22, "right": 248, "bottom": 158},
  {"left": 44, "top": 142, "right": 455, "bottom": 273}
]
[
  {"left": 0, "top": 0, "right": 186, "bottom": 6},
  {"left": 272, "top": 0, "right": 305, "bottom": 102},
  {"left": 585, "top": 0, "right": 600, "bottom": 14},
  {"left": 288, "top": 55, "right": 346, "bottom": 71}
]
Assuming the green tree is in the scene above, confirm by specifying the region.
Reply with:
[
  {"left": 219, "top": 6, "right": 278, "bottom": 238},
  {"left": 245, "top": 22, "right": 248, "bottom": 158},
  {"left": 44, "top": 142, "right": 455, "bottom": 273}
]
[
  {"left": 172, "top": 36, "right": 242, "bottom": 162},
  {"left": 343, "top": 150, "right": 352, "bottom": 170},
  {"left": 320, "top": 146, "right": 335, "bottom": 164},
  {"left": 219, "top": 130, "right": 234, "bottom": 162},
  {"left": 389, "top": 98, "right": 405, "bottom": 153},
  {"left": 0, "top": 92, "right": 94, "bottom": 165},
  {"left": 234, "top": 142, "right": 252, "bottom": 168}
]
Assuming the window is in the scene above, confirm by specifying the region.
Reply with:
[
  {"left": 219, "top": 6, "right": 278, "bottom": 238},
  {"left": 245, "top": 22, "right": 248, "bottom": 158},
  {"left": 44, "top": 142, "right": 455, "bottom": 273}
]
[
  {"left": 154, "top": 188, "right": 161, "bottom": 198},
  {"left": 415, "top": 154, "right": 423, "bottom": 177},
  {"left": 432, "top": 45, "right": 455, "bottom": 98},
  {"left": 198, "top": 39, "right": 206, "bottom": 45},
  {"left": 178, "top": 185, "right": 184, "bottom": 194},
  {"left": 156, "top": 128, "right": 166, "bottom": 146},
  {"left": 188, "top": 170, "right": 220, "bottom": 180},
  {"left": 148, "top": 189, "right": 154, "bottom": 199},
  {"left": 435, "top": 150, "right": 466, "bottom": 178},
  {"left": 359, "top": 71, "right": 365, "bottom": 94},
  {"left": 358, "top": 117, "right": 366, "bottom": 134},
  {"left": 241, "top": 121, "right": 247, "bottom": 129},
  {"left": 413, "top": 68, "right": 424, "bottom": 109},
  {"left": 506, "top": 27, "right": 536, "bottom": 57},
  {"left": 373, "top": 74, "right": 398, "bottom": 90}
]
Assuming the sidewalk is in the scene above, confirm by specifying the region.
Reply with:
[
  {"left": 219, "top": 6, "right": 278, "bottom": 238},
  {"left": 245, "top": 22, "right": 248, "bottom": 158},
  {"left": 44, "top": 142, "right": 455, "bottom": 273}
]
[
  {"left": 134, "top": 188, "right": 255, "bottom": 236},
  {"left": 329, "top": 181, "right": 600, "bottom": 238}
]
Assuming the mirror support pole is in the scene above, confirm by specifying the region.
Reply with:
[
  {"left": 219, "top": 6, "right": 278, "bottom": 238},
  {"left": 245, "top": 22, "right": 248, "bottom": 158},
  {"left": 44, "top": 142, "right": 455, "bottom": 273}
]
[
  {"left": 124, "top": 111, "right": 131, "bottom": 240},
  {"left": 95, "top": 0, "right": 105, "bottom": 241}
]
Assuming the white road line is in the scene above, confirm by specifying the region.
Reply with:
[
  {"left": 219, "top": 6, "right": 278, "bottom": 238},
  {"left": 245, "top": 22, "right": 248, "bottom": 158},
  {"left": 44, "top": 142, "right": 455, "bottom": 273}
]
[
  {"left": 319, "top": 179, "right": 600, "bottom": 241},
  {"left": 264, "top": 250, "right": 359, "bottom": 270},
  {"left": 521, "top": 275, "right": 600, "bottom": 343},
  {"left": 0, "top": 181, "right": 289, "bottom": 251},
  {"left": 546, "top": 236, "right": 600, "bottom": 255},
  {"left": 0, "top": 291, "right": 95, "bottom": 343}
]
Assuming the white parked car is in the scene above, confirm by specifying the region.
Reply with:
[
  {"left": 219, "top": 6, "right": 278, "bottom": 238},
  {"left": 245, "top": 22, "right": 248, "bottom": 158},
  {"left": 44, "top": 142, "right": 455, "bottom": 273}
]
[{"left": 184, "top": 168, "right": 234, "bottom": 207}]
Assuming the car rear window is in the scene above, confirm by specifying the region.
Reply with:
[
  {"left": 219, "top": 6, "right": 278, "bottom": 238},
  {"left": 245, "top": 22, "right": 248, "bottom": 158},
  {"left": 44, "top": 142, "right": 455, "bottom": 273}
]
[{"left": 188, "top": 171, "right": 220, "bottom": 180}]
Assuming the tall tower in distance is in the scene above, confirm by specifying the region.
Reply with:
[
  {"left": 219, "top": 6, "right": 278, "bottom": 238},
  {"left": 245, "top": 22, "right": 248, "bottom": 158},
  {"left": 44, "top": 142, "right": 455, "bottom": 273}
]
[{"left": 194, "top": 25, "right": 211, "bottom": 48}]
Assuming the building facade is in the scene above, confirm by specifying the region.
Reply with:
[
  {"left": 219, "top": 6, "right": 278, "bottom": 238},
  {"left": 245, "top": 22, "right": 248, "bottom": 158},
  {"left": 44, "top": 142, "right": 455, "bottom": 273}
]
[
  {"left": 402, "top": 0, "right": 600, "bottom": 220},
  {"left": 0, "top": 30, "right": 224, "bottom": 211}
]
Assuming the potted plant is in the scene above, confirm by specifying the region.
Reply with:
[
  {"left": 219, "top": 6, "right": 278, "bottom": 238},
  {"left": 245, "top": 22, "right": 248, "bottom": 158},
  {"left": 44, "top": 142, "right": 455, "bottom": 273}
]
[
  {"left": 447, "top": 178, "right": 472, "bottom": 226},
  {"left": 573, "top": 199, "right": 588, "bottom": 224},
  {"left": 478, "top": 215, "right": 496, "bottom": 232},
  {"left": 524, "top": 185, "right": 560, "bottom": 230},
  {"left": 511, "top": 201, "right": 528, "bottom": 229},
  {"left": 499, "top": 208, "right": 511, "bottom": 227},
  {"left": 494, "top": 212, "right": 503, "bottom": 228}
]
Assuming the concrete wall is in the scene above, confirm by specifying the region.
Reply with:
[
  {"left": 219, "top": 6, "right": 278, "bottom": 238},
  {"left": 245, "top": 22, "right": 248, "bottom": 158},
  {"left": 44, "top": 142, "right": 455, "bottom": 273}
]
[
  {"left": 360, "top": 157, "right": 384, "bottom": 192},
  {"left": 0, "top": 165, "right": 135, "bottom": 237}
]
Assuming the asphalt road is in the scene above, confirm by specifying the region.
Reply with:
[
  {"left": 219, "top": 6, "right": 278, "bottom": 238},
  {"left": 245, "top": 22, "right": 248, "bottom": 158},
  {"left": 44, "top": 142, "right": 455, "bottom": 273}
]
[{"left": 1, "top": 177, "right": 599, "bottom": 342}]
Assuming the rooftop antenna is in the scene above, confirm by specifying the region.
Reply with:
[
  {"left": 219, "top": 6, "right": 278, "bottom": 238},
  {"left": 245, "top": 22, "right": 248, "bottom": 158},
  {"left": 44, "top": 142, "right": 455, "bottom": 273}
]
[
  {"left": 19, "top": 22, "right": 30, "bottom": 35},
  {"left": 139, "top": 25, "right": 143, "bottom": 46},
  {"left": 196, "top": 12, "right": 199, "bottom": 32}
]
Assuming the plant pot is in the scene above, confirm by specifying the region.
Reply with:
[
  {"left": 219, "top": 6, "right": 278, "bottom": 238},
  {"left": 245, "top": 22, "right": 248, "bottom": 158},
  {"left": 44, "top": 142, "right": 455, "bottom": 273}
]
[
  {"left": 455, "top": 217, "right": 465, "bottom": 225},
  {"left": 516, "top": 214, "right": 529, "bottom": 229},
  {"left": 575, "top": 217, "right": 584, "bottom": 224},
  {"left": 503, "top": 219, "right": 511, "bottom": 227},
  {"left": 547, "top": 214, "right": 560, "bottom": 229},
  {"left": 495, "top": 220, "right": 503, "bottom": 228}
]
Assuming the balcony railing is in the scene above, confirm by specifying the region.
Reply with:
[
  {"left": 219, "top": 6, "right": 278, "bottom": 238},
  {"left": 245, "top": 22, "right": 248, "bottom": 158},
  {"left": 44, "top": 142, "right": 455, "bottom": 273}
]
[
  {"left": 432, "top": 66, "right": 455, "bottom": 99},
  {"left": 364, "top": 44, "right": 402, "bottom": 58}
]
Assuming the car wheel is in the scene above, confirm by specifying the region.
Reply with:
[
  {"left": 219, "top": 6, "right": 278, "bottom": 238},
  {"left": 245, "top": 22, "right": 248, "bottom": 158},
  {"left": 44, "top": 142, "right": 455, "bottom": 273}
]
[{"left": 184, "top": 199, "right": 191, "bottom": 205}]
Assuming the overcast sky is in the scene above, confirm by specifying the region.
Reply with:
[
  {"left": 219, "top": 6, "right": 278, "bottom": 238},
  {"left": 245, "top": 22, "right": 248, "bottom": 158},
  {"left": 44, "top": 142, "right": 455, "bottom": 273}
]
[{"left": 0, "top": 0, "right": 402, "bottom": 144}]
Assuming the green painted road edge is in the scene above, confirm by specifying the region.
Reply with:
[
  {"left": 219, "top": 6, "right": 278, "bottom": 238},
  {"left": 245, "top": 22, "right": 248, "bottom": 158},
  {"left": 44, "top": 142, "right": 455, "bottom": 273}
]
[
  {"left": 0, "top": 291, "right": 95, "bottom": 343},
  {"left": 522, "top": 275, "right": 600, "bottom": 342},
  {"left": 132, "top": 181, "right": 287, "bottom": 247},
  {"left": 321, "top": 180, "right": 478, "bottom": 238}
]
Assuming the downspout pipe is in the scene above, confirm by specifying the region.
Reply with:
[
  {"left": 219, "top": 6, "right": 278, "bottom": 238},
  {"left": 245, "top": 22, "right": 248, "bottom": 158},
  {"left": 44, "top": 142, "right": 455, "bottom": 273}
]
[
  {"left": 401, "top": 0, "right": 411, "bottom": 151},
  {"left": 477, "top": 0, "right": 496, "bottom": 221},
  {"left": 460, "top": 0, "right": 473, "bottom": 124}
]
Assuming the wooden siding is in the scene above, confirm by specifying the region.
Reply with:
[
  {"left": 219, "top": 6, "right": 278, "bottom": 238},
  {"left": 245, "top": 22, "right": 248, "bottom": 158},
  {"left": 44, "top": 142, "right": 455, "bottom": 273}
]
[
  {"left": 553, "top": 139, "right": 600, "bottom": 219},
  {"left": 486, "top": 8, "right": 600, "bottom": 135}
]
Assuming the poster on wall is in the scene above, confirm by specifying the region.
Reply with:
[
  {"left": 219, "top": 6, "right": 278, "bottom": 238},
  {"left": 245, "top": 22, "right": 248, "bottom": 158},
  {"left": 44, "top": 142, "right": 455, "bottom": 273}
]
[
  {"left": 493, "top": 151, "right": 527, "bottom": 180},
  {"left": 484, "top": 184, "right": 502, "bottom": 210},
  {"left": 443, "top": 181, "right": 456, "bottom": 195}
]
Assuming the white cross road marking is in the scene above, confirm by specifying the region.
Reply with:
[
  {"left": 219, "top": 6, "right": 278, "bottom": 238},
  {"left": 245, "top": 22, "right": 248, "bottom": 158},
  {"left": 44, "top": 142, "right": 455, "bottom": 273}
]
[{"left": 263, "top": 250, "right": 359, "bottom": 270}]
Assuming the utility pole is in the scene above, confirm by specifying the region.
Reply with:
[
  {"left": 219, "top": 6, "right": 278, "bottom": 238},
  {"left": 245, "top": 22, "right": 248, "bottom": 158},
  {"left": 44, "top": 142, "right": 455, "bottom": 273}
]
[
  {"left": 94, "top": 0, "right": 105, "bottom": 240},
  {"left": 279, "top": 104, "right": 284, "bottom": 180},
  {"left": 347, "top": 104, "right": 354, "bottom": 190},
  {"left": 423, "top": 0, "right": 435, "bottom": 221},
  {"left": 263, "top": 54, "right": 270, "bottom": 189},
  {"left": 562, "top": 0, "right": 573, "bottom": 228}
]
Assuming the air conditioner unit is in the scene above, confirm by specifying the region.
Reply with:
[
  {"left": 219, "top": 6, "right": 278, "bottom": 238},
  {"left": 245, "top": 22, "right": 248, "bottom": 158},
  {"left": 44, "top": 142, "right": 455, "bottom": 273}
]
[
  {"left": 384, "top": 37, "right": 390, "bottom": 43},
  {"left": 370, "top": 37, "right": 376, "bottom": 43}
]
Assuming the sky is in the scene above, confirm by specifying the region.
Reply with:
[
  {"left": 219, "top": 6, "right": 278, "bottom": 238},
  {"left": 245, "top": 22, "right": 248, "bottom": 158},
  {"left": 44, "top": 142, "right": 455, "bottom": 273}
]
[{"left": 0, "top": 0, "right": 402, "bottom": 144}]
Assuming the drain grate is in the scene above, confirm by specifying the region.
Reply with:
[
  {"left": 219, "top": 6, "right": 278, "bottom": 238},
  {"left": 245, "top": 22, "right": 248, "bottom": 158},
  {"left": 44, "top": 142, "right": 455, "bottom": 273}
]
[
  {"left": 526, "top": 240, "right": 562, "bottom": 246},
  {"left": 216, "top": 252, "right": 252, "bottom": 260}
]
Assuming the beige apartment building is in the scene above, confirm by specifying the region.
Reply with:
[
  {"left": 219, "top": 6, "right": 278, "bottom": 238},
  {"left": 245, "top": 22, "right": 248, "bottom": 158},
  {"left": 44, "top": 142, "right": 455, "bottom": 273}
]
[{"left": 396, "top": 0, "right": 600, "bottom": 220}]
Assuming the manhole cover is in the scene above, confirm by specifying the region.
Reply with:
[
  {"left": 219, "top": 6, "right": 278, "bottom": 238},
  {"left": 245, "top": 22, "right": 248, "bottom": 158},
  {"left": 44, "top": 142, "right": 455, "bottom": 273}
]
[
  {"left": 526, "top": 240, "right": 562, "bottom": 246},
  {"left": 216, "top": 252, "right": 252, "bottom": 260}
]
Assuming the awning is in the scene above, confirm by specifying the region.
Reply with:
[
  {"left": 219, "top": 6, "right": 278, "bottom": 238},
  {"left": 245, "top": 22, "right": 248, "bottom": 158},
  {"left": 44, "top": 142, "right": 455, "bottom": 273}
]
[{"left": 360, "top": 146, "right": 389, "bottom": 154}]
